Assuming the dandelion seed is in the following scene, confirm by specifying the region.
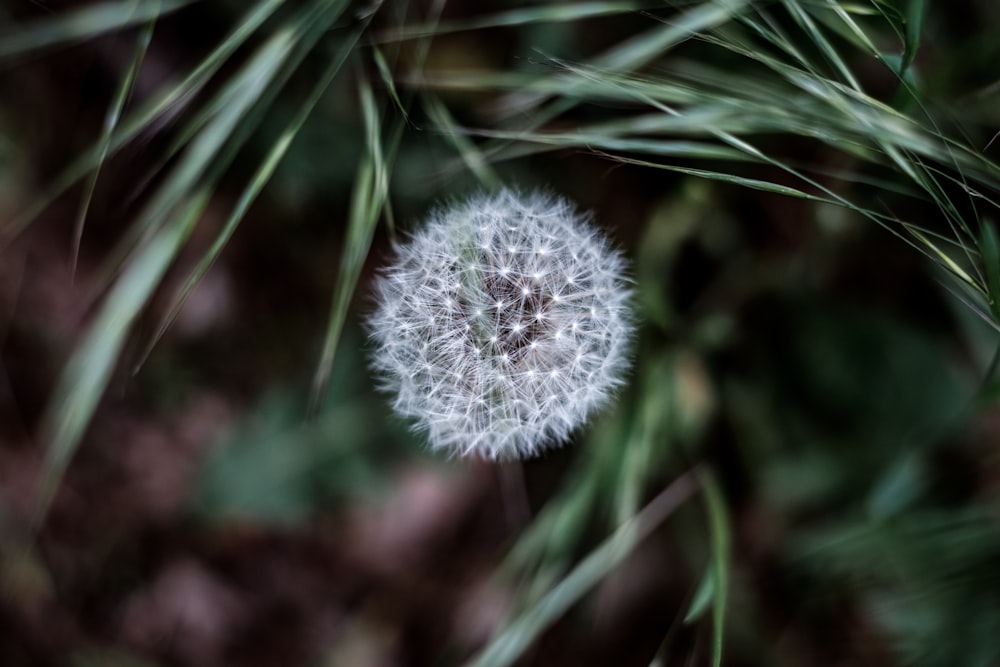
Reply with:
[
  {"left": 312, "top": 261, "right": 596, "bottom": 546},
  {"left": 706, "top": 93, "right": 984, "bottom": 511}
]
[{"left": 367, "top": 189, "right": 634, "bottom": 460}]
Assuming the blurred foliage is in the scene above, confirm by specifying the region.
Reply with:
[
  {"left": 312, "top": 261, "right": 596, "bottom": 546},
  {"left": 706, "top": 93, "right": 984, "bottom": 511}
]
[
  {"left": 193, "top": 328, "right": 404, "bottom": 524},
  {"left": 1, "top": 1, "right": 1000, "bottom": 666}
]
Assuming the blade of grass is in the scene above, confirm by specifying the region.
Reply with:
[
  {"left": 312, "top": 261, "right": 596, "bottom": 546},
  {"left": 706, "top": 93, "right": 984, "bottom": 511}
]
[
  {"left": 699, "top": 468, "right": 730, "bottom": 667},
  {"left": 133, "top": 1, "right": 357, "bottom": 368},
  {"left": 538, "top": 56, "right": 991, "bottom": 285},
  {"left": 308, "top": 0, "right": 451, "bottom": 407},
  {"left": 978, "top": 221, "right": 1000, "bottom": 323},
  {"left": 422, "top": 94, "right": 501, "bottom": 188},
  {"left": 35, "top": 191, "right": 207, "bottom": 527},
  {"left": 465, "top": 469, "right": 701, "bottom": 667},
  {"left": 593, "top": 151, "right": 831, "bottom": 201},
  {"left": 308, "top": 72, "right": 386, "bottom": 413},
  {"left": 781, "top": 0, "right": 860, "bottom": 90},
  {"left": 34, "top": 24, "right": 298, "bottom": 526},
  {"left": 86, "top": 0, "right": 342, "bottom": 309},
  {"left": 411, "top": 0, "right": 752, "bottom": 179},
  {"left": 904, "top": 224, "right": 984, "bottom": 295},
  {"left": 72, "top": 9, "right": 155, "bottom": 275},
  {"left": 900, "top": 0, "right": 926, "bottom": 76},
  {"left": 0, "top": 0, "right": 194, "bottom": 60},
  {"left": 372, "top": 1, "right": 653, "bottom": 44},
  {"left": 2, "top": 0, "right": 286, "bottom": 243},
  {"left": 615, "top": 349, "right": 676, "bottom": 525},
  {"left": 498, "top": 0, "right": 752, "bottom": 118},
  {"left": 372, "top": 47, "right": 411, "bottom": 124}
]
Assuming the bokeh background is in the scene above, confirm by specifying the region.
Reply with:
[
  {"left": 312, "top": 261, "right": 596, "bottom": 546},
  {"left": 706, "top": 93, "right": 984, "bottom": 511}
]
[{"left": 2, "top": 1, "right": 1000, "bottom": 666}]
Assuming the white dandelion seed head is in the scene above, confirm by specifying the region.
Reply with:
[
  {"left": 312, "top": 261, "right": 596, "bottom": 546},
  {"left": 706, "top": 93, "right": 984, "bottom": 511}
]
[{"left": 367, "top": 189, "right": 635, "bottom": 461}]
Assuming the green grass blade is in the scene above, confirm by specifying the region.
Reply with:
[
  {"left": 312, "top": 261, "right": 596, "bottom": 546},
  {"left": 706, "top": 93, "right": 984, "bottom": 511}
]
[
  {"left": 978, "top": 221, "right": 1000, "bottom": 324},
  {"left": 422, "top": 94, "right": 501, "bottom": 188},
  {"left": 86, "top": 6, "right": 324, "bottom": 296},
  {"left": 684, "top": 566, "right": 715, "bottom": 624},
  {"left": 615, "top": 350, "right": 678, "bottom": 525},
  {"left": 592, "top": 0, "right": 751, "bottom": 74},
  {"left": 0, "top": 0, "right": 194, "bottom": 60},
  {"left": 309, "top": 73, "right": 386, "bottom": 413},
  {"left": 593, "top": 150, "right": 830, "bottom": 200},
  {"left": 2, "top": 0, "right": 286, "bottom": 242},
  {"left": 125, "top": 31, "right": 296, "bottom": 237},
  {"left": 152, "top": 0, "right": 339, "bottom": 185},
  {"left": 699, "top": 468, "right": 731, "bottom": 667},
  {"left": 73, "top": 10, "right": 154, "bottom": 273},
  {"left": 133, "top": 1, "right": 361, "bottom": 372},
  {"left": 496, "top": 0, "right": 751, "bottom": 120},
  {"left": 782, "top": 0, "right": 860, "bottom": 90},
  {"left": 373, "top": 1, "right": 653, "bottom": 43},
  {"left": 373, "top": 47, "right": 411, "bottom": 124},
  {"left": 901, "top": 0, "right": 927, "bottom": 75},
  {"left": 904, "top": 224, "right": 983, "bottom": 294},
  {"left": 135, "top": 7, "right": 356, "bottom": 370},
  {"left": 35, "top": 191, "right": 207, "bottom": 526},
  {"left": 466, "top": 470, "right": 701, "bottom": 667},
  {"left": 35, "top": 24, "right": 298, "bottom": 526}
]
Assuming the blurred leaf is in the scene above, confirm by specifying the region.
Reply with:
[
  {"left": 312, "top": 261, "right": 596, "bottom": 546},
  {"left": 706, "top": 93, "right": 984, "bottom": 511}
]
[
  {"left": 195, "top": 395, "right": 384, "bottom": 523},
  {"left": 375, "top": 1, "right": 656, "bottom": 43},
  {"left": 3, "top": 0, "right": 287, "bottom": 241},
  {"left": 195, "top": 331, "right": 393, "bottom": 523},
  {"left": 0, "top": 0, "right": 192, "bottom": 60},
  {"left": 73, "top": 13, "right": 154, "bottom": 272},
  {"left": 467, "top": 470, "right": 700, "bottom": 667},
  {"left": 309, "top": 71, "right": 387, "bottom": 411},
  {"left": 866, "top": 453, "right": 926, "bottom": 520},
  {"left": 700, "top": 468, "right": 730, "bottom": 667},
  {"left": 37, "top": 193, "right": 206, "bottom": 525},
  {"left": 683, "top": 566, "right": 714, "bottom": 624},
  {"left": 790, "top": 508, "right": 1000, "bottom": 667},
  {"left": 36, "top": 22, "right": 299, "bottom": 525},
  {"left": 902, "top": 0, "right": 927, "bottom": 76},
  {"left": 137, "top": 0, "right": 357, "bottom": 368}
]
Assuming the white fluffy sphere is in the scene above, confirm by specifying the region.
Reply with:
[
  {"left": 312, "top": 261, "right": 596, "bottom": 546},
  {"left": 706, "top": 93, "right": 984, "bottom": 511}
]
[{"left": 368, "top": 189, "right": 634, "bottom": 460}]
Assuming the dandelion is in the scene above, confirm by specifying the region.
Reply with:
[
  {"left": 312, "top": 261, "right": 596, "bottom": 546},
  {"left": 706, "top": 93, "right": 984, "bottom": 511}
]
[{"left": 368, "top": 189, "right": 634, "bottom": 460}]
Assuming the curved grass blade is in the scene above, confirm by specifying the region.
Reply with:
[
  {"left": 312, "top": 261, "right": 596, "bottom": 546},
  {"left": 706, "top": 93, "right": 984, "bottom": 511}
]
[
  {"left": 422, "top": 93, "right": 500, "bottom": 188},
  {"left": 308, "top": 73, "right": 386, "bottom": 414},
  {"left": 542, "top": 57, "right": 993, "bottom": 280},
  {"left": 0, "top": 0, "right": 194, "bottom": 61},
  {"left": 308, "top": 0, "right": 451, "bottom": 409},
  {"left": 900, "top": 0, "right": 927, "bottom": 76},
  {"left": 781, "top": 0, "right": 860, "bottom": 90},
  {"left": 73, "top": 10, "right": 155, "bottom": 275},
  {"left": 84, "top": 0, "right": 339, "bottom": 308},
  {"left": 373, "top": 1, "right": 652, "bottom": 44},
  {"left": 979, "top": 221, "right": 1000, "bottom": 324},
  {"left": 135, "top": 3, "right": 357, "bottom": 370},
  {"left": 465, "top": 469, "right": 701, "bottom": 667},
  {"left": 34, "top": 25, "right": 298, "bottom": 527},
  {"left": 373, "top": 47, "right": 410, "bottom": 124},
  {"left": 35, "top": 191, "right": 207, "bottom": 527},
  {"left": 2, "top": 0, "right": 286, "bottom": 243},
  {"left": 498, "top": 0, "right": 753, "bottom": 118},
  {"left": 699, "top": 468, "right": 730, "bottom": 667}
]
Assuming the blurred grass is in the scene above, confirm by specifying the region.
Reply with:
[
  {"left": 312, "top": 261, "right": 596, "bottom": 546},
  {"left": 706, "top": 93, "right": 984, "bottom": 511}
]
[
  {"left": 35, "top": 7, "right": 324, "bottom": 525},
  {"left": 3, "top": 0, "right": 1000, "bottom": 665}
]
